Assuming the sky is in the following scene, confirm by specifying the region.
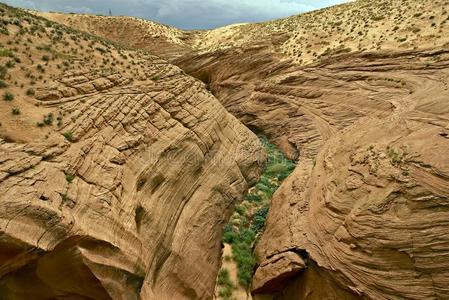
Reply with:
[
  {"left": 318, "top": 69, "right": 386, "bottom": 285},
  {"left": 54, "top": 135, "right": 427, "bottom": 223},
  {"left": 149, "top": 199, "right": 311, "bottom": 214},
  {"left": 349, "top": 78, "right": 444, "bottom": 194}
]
[{"left": 3, "top": 0, "right": 351, "bottom": 29}]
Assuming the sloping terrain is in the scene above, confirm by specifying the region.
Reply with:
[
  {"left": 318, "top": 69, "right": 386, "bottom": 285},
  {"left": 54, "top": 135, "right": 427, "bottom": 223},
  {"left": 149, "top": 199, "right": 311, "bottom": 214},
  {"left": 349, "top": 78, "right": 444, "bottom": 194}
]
[
  {"left": 39, "top": 0, "right": 449, "bottom": 65},
  {"left": 177, "top": 37, "right": 449, "bottom": 299},
  {"left": 33, "top": 12, "right": 194, "bottom": 60},
  {"left": 3, "top": 1, "right": 449, "bottom": 300},
  {"left": 193, "top": 0, "right": 449, "bottom": 64},
  {"left": 0, "top": 4, "right": 265, "bottom": 299}
]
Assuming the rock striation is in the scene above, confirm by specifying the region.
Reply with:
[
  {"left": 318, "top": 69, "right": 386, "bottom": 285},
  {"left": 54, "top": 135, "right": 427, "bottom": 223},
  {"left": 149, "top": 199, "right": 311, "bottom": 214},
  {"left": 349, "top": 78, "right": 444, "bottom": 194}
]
[
  {"left": 3, "top": 1, "right": 449, "bottom": 299},
  {"left": 0, "top": 4, "right": 265, "bottom": 299}
]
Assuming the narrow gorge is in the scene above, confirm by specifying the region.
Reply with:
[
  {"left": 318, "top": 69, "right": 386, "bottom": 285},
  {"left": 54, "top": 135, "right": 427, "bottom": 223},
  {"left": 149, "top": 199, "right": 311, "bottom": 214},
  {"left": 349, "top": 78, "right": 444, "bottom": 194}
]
[{"left": 215, "top": 136, "right": 296, "bottom": 299}]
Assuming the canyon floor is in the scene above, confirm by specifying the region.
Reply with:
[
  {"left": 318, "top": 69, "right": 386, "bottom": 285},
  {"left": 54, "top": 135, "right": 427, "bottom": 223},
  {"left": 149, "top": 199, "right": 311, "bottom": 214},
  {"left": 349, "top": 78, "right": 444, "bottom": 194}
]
[{"left": 1, "top": 0, "right": 449, "bottom": 299}]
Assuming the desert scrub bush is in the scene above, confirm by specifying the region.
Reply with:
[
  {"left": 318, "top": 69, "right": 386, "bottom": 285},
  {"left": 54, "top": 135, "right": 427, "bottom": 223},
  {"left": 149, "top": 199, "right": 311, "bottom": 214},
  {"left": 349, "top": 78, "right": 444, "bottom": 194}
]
[
  {"left": 222, "top": 224, "right": 237, "bottom": 244},
  {"left": 36, "top": 64, "right": 45, "bottom": 73},
  {"left": 0, "top": 65, "right": 7, "bottom": 79},
  {"left": 217, "top": 268, "right": 234, "bottom": 299},
  {"left": 0, "top": 80, "right": 7, "bottom": 88},
  {"left": 63, "top": 131, "right": 74, "bottom": 141},
  {"left": 11, "top": 107, "right": 20, "bottom": 115},
  {"left": 231, "top": 228, "right": 256, "bottom": 286},
  {"left": 0, "top": 47, "right": 14, "bottom": 57},
  {"left": 251, "top": 207, "right": 269, "bottom": 232},
  {"left": 43, "top": 113, "right": 53, "bottom": 125},
  {"left": 244, "top": 193, "right": 261, "bottom": 202},
  {"left": 5, "top": 60, "right": 15, "bottom": 68},
  {"left": 65, "top": 173, "right": 75, "bottom": 183},
  {"left": 3, "top": 91, "right": 13, "bottom": 101},
  {"left": 387, "top": 146, "right": 406, "bottom": 165},
  {"left": 26, "top": 88, "right": 34, "bottom": 96}
]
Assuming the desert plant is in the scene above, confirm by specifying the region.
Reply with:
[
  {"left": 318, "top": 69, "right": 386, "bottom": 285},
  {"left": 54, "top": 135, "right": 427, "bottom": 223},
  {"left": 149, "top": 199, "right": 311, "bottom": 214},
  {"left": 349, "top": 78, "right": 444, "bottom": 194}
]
[
  {"left": 0, "top": 48, "right": 14, "bottom": 57},
  {"left": 26, "top": 88, "right": 34, "bottom": 96},
  {"left": 11, "top": 107, "right": 20, "bottom": 115},
  {"left": 65, "top": 173, "right": 75, "bottom": 183},
  {"left": 63, "top": 131, "right": 74, "bottom": 141},
  {"left": 3, "top": 91, "right": 13, "bottom": 101},
  {"left": 217, "top": 268, "right": 234, "bottom": 299},
  {"left": 43, "top": 113, "right": 53, "bottom": 125}
]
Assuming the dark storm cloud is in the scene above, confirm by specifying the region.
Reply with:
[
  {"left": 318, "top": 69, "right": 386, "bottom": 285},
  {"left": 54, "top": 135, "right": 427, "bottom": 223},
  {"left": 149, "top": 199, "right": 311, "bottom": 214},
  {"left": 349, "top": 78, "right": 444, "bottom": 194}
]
[{"left": 2, "top": 0, "right": 351, "bottom": 29}]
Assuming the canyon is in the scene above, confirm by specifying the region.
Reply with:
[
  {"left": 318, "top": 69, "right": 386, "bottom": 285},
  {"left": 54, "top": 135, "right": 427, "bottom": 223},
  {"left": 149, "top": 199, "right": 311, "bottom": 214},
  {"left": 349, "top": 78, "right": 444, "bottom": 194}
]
[{"left": 0, "top": 0, "right": 449, "bottom": 299}]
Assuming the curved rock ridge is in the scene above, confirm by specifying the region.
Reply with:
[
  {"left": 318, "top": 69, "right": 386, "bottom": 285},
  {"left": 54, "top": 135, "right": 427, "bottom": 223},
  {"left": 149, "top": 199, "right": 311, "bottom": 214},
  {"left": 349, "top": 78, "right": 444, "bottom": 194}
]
[
  {"left": 34, "top": 11, "right": 194, "bottom": 60},
  {"left": 253, "top": 49, "right": 449, "bottom": 299},
  {"left": 0, "top": 4, "right": 265, "bottom": 299},
  {"left": 174, "top": 40, "right": 449, "bottom": 297}
]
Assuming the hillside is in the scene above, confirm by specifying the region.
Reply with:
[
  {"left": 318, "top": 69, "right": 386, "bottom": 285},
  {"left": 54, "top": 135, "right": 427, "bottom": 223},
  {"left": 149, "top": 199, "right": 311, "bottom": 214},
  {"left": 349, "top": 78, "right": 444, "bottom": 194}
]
[
  {"left": 37, "top": 0, "right": 449, "bottom": 65},
  {"left": 33, "top": 11, "right": 193, "bottom": 60},
  {"left": 2, "top": 1, "right": 449, "bottom": 300},
  {"left": 194, "top": 0, "right": 449, "bottom": 64}
]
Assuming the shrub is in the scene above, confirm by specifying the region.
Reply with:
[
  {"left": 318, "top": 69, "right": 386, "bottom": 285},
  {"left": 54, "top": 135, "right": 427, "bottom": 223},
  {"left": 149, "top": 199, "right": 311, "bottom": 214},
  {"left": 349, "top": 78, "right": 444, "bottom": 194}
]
[
  {"left": 11, "top": 107, "right": 20, "bottom": 115},
  {"left": 65, "top": 173, "right": 75, "bottom": 183},
  {"left": 245, "top": 193, "right": 261, "bottom": 202},
  {"left": 5, "top": 60, "right": 14, "bottom": 68},
  {"left": 0, "top": 48, "right": 14, "bottom": 57},
  {"left": 387, "top": 147, "right": 404, "bottom": 165},
  {"left": 0, "top": 80, "right": 6, "bottom": 88},
  {"left": 217, "top": 268, "right": 232, "bottom": 286},
  {"left": 3, "top": 92, "right": 13, "bottom": 101},
  {"left": 42, "top": 55, "right": 50, "bottom": 61},
  {"left": 43, "top": 113, "right": 53, "bottom": 125},
  {"left": 231, "top": 228, "right": 256, "bottom": 287},
  {"left": 0, "top": 65, "right": 7, "bottom": 79},
  {"left": 63, "top": 131, "right": 74, "bottom": 141},
  {"left": 217, "top": 268, "right": 234, "bottom": 299},
  {"left": 222, "top": 224, "right": 236, "bottom": 244},
  {"left": 26, "top": 88, "right": 34, "bottom": 96},
  {"left": 235, "top": 205, "right": 247, "bottom": 216},
  {"left": 251, "top": 207, "right": 269, "bottom": 232}
]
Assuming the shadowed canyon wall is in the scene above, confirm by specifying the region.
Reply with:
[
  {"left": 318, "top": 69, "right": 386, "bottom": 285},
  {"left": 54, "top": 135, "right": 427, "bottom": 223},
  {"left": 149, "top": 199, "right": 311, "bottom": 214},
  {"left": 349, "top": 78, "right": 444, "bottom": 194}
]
[{"left": 0, "top": 5, "right": 266, "bottom": 299}]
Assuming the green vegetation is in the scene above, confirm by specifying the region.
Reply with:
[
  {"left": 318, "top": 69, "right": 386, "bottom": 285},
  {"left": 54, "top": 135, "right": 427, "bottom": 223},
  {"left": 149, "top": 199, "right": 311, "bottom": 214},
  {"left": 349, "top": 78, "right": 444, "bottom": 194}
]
[
  {"left": 63, "top": 131, "right": 74, "bottom": 142},
  {"left": 11, "top": 107, "right": 20, "bottom": 115},
  {"left": 43, "top": 113, "right": 53, "bottom": 125},
  {"left": 217, "top": 268, "right": 234, "bottom": 300},
  {"left": 0, "top": 48, "right": 14, "bottom": 57},
  {"left": 26, "top": 88, "right": 34, "bottom": 96},
  {"left": 65, "top": 173, "right": 75, "bottom": 183},
  {"left": 3, "top": 91, "right": 13, "bottom": 101},
  {"left": 220, "top": 136, "right": 295, "bottom": 289},
  {"left": 387, "top": 146, "right": 406, "bottom": 165}
]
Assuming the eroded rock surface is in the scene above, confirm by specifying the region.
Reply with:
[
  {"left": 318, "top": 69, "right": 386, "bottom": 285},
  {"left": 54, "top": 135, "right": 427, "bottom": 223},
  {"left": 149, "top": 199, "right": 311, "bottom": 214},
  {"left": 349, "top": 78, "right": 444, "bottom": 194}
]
[
  {"left": 176, "top": 43, "right": 449, "bottom": 299},
  {"left": 0, "top": 67, "right": 265, "bottom": 299},
  {"left": 253, "top": 50, "right": 449, "bottom": 299},
  {"left": 0, "top": 5, "right": 265, "bottom": 299},
  {"left": 4, "top": 1, "right": 449, "bottom": 299}
]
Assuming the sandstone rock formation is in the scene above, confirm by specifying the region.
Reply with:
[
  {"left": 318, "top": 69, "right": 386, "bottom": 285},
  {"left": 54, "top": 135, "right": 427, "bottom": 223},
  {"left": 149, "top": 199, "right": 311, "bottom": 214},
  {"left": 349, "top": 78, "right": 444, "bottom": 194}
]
[
  {"left": 3, "top": 0, "right": 449, "bottom": 299},
  {"left": 249, "top": 50, "right": 449, "bottom": 298},
  {"left": 181, "top": 44, "right": 449, "bottom": 299},
  {"left": 0, "top": 4, "right": 265, "bottom": 299}
]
